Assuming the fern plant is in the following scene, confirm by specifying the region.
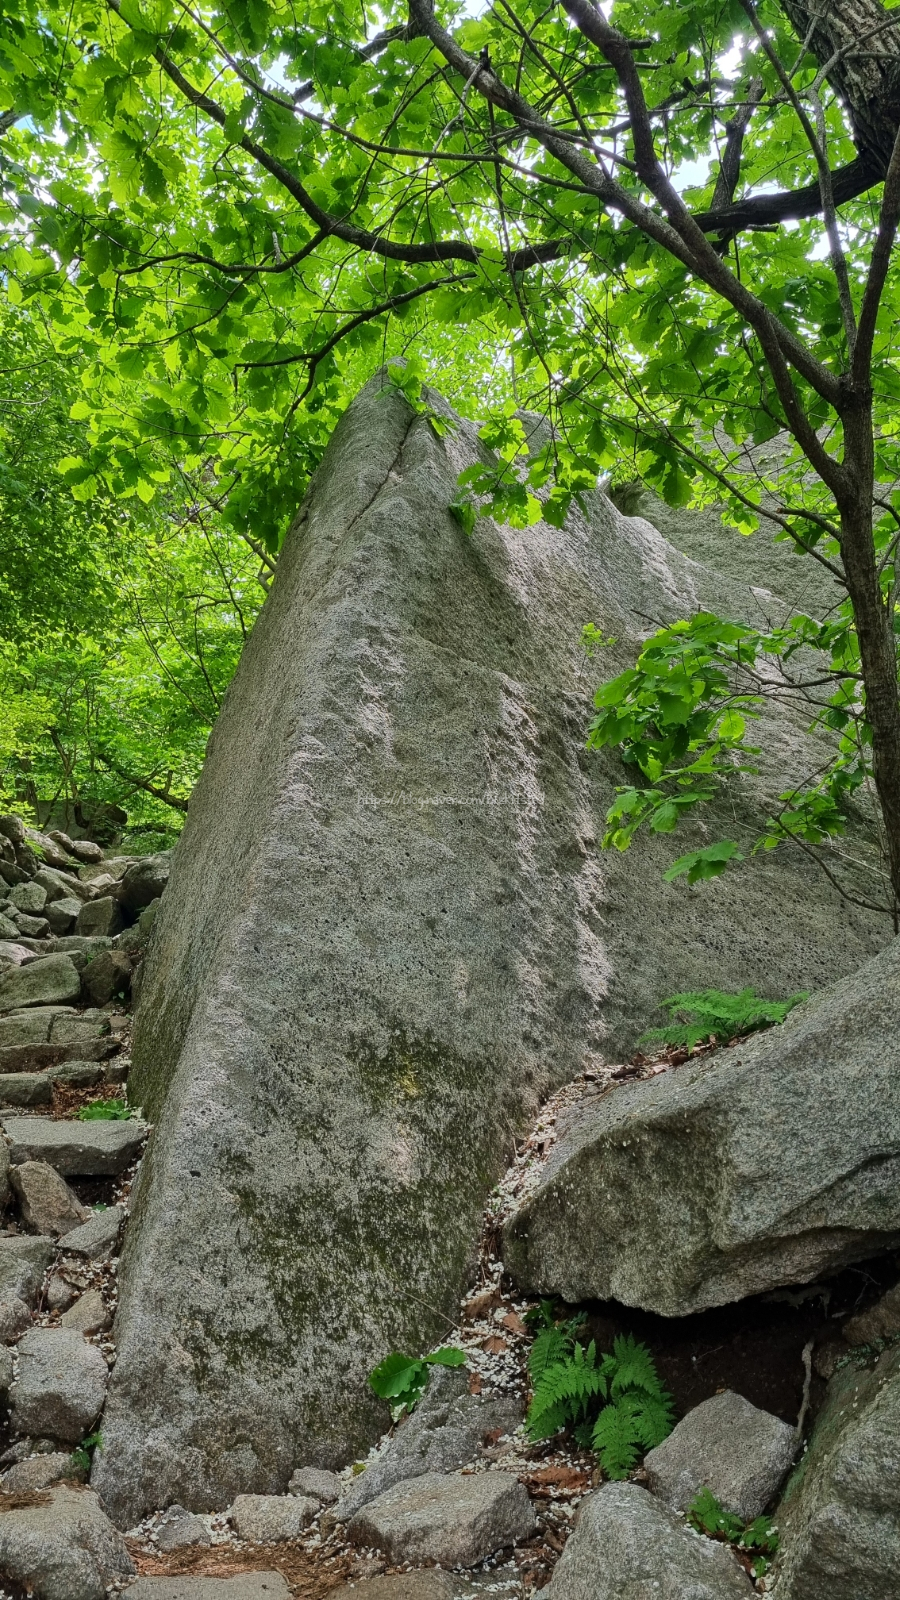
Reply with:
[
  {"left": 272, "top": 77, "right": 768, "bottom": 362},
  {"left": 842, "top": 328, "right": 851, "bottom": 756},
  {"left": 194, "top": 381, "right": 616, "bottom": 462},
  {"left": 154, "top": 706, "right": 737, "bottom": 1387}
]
[
  {"left": 688, "top": 1487, "right": 780, "bottom": 1579},
  {"left": 526, "top": 1315, "right": 674, "bottom": 1479},
  {"left": 640, "top": 987, "right": 807, "bottom": 1052}
]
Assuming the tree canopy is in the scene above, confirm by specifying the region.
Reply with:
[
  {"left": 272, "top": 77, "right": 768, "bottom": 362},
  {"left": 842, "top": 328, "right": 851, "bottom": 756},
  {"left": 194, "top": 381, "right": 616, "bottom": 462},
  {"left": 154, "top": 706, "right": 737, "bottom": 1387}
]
[{"left": 2, "top": 0, "right": 900, "bottom": 905}]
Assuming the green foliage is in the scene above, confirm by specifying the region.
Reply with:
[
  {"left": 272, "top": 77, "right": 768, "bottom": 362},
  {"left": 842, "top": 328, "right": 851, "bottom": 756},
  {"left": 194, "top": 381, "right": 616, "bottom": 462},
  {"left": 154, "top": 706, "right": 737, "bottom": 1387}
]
[
  {"left": 688, "top": 1487, "right": 780, "bottom": 1578},
  {"left": 368, "top": 1346, "right": 467, "bottom": 1421},
  {"left": 640, "top": 988, "right": 808, "bottom": 1052},
  {"left": 526, "top": 1317, "right": 674, "bottom": 1480},
  {"left": 70, "top": 1430, "right": 103, "bottom": 1473},
  {"left": 76, "top": 1098, "right": 131, "bottom": 1121}
]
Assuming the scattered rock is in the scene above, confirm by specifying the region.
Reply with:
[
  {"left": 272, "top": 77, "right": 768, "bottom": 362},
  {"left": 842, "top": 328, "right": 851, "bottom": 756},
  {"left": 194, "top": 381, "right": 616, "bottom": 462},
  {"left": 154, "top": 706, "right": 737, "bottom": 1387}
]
[
  {"left": 0, "top": 940, "right": 34, "bottom": 966},
  {"left": 117, "top": 852, "right": 171, "bottom": 911},
  {"left": 61, "top": 1290, "right": 110, "bottom": 1335},
  {"left": 0, "top": 955, "right": 81, "bottom": 1012},
  {"left": 644, "top": 1390, "right": 796, "bottom": 1521},
  {"left": 34, "top": 866, "right": 92, "bottom": 904},
  {"left": 228, "top": 1492, "right": 318, "bottom": 1541},
  {"left": 0, "top": 1345, "right": 13, "bottom": 1392},
  {"left": 48, "top": 834, "right": 103, "bottom": 865},
  {"left": 0, "top": 911, "right": 20, "bottom": 940},
  {"left": 47, "top": 1273, "right": 78, "bottom": 1312},
  {"left": 23, "top": 828, "right": 76, "bottom": 873},
  {"left": 58, "top": 1205, "right": 125, "bottom": 1260},
  {"left": 771, "top": 1343, "right": 900, "bottom": 1598},
  {"left": 347, "top": 1471, "right": 535, "bottom": 1567},
  {"left": 0, "top": 815, "right": 26, "bottom": 846},
  {"left": 75, "top": 897, "right": 123, "bottom": 938},
  {"left": 155, "top": 1503, "right": 212, "bottom": 1551},
  {"left": 0, "top": 1295, "right": 33, "bottom": 1341},
  {"left": 504, "top": 943, "right": 900, "bottom": 1314},
  {"left": 0, "top": 1070, "right": 53, "bottom": 1106},
  {"left": 335, "top": 1368, "right": 524, "bottom": 1521},
  {"left": 11, "top": 911, "right": 50, "bottom": 938},
  {"left": 0, "top": 1235, "right": 56, "bottom": 1303},
  {"left": 287, "top": 1465, "right": 342, "bottom": 1503},
  {"left": 9, "top": 882, "right": 48, "bottom": 914},
  {"left": 0, "top": 1132, "right": 9, "bottom": 1207},
  {"left": 2, "top": 1114, "right": 148, "bottom": 1174},
  {"left": 48, "top": 1007, "right": 116, "bottom": 1056},
  {"left": 46, "top": 1059, "right": 105, "bottom": 1089},
  {"left": 330, "top": 1576, "right": 453, "bottom": 1600},
  {"left": 0, "top": 1451, "right": 80, "bottom": 1491},
  {"left": 0, "top": 1483, "right": 134, "bottom": 1600},
  {"left": 45, "top": 898, "right": 81, "bottom": 935},
  {"left": 10, "top": 1161, "right": 91, "bottom": 1236},
  {"left": 10, "top": 1328, "right": 109, "bottom": 1442},
  {"left": 545, "top": 1481, "right": 752, "bottom": 1600},
  {"left": 843, "top": 1280, "right": 900, "bottom": 1346},
  {"left": 125, "top": 1576, "right": 291, "bottom": 1598},
  {"left": 81, "top": 948, "right": 133, "bottom": 1005}
]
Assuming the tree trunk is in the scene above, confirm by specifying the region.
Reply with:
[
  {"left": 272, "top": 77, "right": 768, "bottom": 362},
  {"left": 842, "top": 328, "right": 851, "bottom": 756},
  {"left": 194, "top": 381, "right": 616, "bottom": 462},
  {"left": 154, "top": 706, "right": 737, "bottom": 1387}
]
[
  {"left": 838, "top": 406, "right": 900, "bottom": 911},
  {"left": 779, "top": 0, "right": 900, "bottom": 171}
]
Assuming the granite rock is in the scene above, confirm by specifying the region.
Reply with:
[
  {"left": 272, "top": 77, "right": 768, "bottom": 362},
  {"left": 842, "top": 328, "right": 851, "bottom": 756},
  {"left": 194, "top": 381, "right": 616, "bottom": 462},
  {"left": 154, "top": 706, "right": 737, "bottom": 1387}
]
[
  {"left": 644, "top": 1391, "right": 796, "bottom": 1520},
  {"left": 0, "top": 955, "right": 81, "bottom": 1011},
  {"left": 10, "top": 1161, "right": 91, "bottom": 1236},
  {"left": 10, "top": 1328, "right": 109, "bottom": 1443},
  {"left": 228, "top": 1492, "right": 318, "bottom": 1541},
  {"left": 0, "top": 1483, "right": 134, "bottom": 1600},
  {"left": 347, "top": 1471, "right": 535, "bottom": 1567}
]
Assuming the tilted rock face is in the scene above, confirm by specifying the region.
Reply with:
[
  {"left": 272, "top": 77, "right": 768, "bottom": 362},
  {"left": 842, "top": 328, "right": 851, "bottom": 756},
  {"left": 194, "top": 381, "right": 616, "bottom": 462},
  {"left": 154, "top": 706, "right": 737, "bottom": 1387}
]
[
  {"left": 94, "top": 377, "right": 886, "bottom": 1523},
  {"left": 503, "top": 941, "right": 900, "bottom": 1314},
  {"left": 770, "top": 1345, "right": 900, "bottom": 1599}
]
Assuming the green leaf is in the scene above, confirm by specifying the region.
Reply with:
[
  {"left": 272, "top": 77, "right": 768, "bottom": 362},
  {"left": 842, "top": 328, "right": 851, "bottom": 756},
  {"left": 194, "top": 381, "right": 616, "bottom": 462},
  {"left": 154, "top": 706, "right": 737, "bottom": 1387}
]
[{"left": 663, "top": 841, "right": 743, "bottom": 884}]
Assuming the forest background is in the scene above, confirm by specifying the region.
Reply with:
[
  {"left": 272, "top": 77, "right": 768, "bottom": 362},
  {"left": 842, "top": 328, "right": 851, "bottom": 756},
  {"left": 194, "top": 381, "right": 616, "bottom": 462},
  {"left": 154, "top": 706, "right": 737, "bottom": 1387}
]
[{"left": 2, "top": 0, "right": 900, "bottom": 909}]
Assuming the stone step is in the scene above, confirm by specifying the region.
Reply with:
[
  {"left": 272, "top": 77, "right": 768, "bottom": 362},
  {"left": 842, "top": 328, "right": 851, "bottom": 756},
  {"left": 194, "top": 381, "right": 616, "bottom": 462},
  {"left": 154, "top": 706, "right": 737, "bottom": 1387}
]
[
  {"left": 2, "top": 1114, "right": 149, "bottom": 1174},
  {"left": 125, "top": 1578, "right": 291, "bottom": 1598}
]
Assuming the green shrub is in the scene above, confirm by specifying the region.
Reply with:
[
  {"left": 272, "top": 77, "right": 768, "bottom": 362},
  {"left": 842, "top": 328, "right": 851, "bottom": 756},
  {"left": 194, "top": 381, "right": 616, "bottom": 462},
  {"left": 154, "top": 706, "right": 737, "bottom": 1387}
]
[
  {"left": 688, "top": 1487, "right": 780, "bottom": 1578},
  {"left": 640, "top": 987, "right": 807, "bottom": 1052},
  {"left": 525, "top": 1304, "right": 674, "bottom": 1479},
  {"left": 368, "top": 1346, "right": 467, "bottom": 1421},
  {"left": 76, "top": 1099, "right": 131, "bottom": 1121}
]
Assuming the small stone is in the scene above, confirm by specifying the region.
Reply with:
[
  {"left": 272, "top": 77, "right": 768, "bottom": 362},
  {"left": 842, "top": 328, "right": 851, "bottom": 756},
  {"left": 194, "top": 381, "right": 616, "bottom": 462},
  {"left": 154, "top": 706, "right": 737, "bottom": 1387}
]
[
  {"left": 45, "top": 898, "right": 81, "bottom": 935},
  {"left": 117, "top": 852, "right": 171, "bottom": 911},
  {"left": 0, "top": 1483, "right": 134, "bottom": 1600},
  {"left": 34, "top": 867, "right": 91, "bottom": 903},
  {"left": 155, "top": 1503, "right": 212, "bottom": 1551},
  {"left": 66, "top": 839, "right": 103, "bottom": 865},
  {"left": 0, "top": 815, "right": 26, "bottom": 846},
  {"left": 644, "top": 1391, "right": 796, "bottom": 1522},
  {"left": 2, "top": 1114, "right": 148, "bottom": 1175},
  {"left": 23, "top": 828, "right": 75, "bottom": 872},
  {"left": 0, "top": 955, "right": 81, "bottom": 1012},
  {"left": 0, "top": 912, "right": 20, "bottom": 940},
  {"left": 61, "top": 1290, "right": 110, "bottom": 1335},
  {"left": 0, "top": 1451, "right": 80, "bottom": 1491},
  {"left": 0, "top": 1071, "right": 53, "bottom": 1107},
  {"left": 844, "top": 1280, "right": 900, "bottom": 1346},
  {"left": 287, "top": 1465, "right": 342, "bottom": 1503},
  {"left": 0, "top": 1296, "right": 32, "bottom": 1341},
  {"left": 126, "top": 1576, "right": 291, "bottom": 1598},
  {"left": 46, "top": 1060, "right": 104, "bottom": 1089},
  {"left": 81, "top": 949, "right": 133, "bottom": 1006},
  {"left": 0, "top": 1345, "right": 13, "bottom": 1392},
  {"left": 8, "top": 882, "right": 47, "bottom": 914},
  {"left": 47, "top": 1273, "right": 78, "bottom": 1313},
  {"left": 228, "top": 1492, "right": 319, "bottom": 1542},
  {"left": 57, "top": 1205, "right": 125, "bottom": 1262},
  {"left": 75, "top": 897, "right": 123, "bottom": 938},
  {"left": 0, "top": 1235, "right": 55, "bottom": 1303},
  {"left": 10, "top": 1161, "right": 91, "bottom": 1237},
  {"left": 545, "top": 1481, "right": 752, "bottom": 1600},
  {"left": 347, "top": 1472, "right": 536, "bottom": 1568},
  {"left": 11, "top": 912, "right": 50, "bottom": 938},
  {"left": 10, "top": 1328, "right": 109, "bottom": 1443}
]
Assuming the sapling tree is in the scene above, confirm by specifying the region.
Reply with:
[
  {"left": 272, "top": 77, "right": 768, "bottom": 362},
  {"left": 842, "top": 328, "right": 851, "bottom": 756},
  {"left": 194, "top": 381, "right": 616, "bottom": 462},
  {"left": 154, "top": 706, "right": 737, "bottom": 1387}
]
[{"left": 3, "top": 0, "right": 900, "bottom": 905}]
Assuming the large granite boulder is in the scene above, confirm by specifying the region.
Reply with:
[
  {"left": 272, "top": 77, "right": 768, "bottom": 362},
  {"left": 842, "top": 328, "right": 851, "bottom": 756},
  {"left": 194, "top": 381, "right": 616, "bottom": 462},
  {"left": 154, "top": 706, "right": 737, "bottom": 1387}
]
[
  {"left": 504, "top": 941, "right": 900, "bottom": 1314},
  {"left": 94, "top": 377, "right": 886, "bottom": 1524},
  {"left": 770, "top": 1345, "right": 900, "bottom": 1599}
]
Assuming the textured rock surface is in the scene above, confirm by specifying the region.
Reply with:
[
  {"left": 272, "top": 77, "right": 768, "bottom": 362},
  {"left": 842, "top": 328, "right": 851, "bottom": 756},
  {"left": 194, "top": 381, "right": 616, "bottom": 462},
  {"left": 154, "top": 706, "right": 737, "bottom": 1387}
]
[
  {"left": 0, "top": 1234, "right": 55, "bottom": 1302},
  {"left": 59, "top": 1204, "right": 125, "bottom": 1259},
  {"left": 96, "top": 379, "right": 887, "bottom": 1523},
  {"left": 3, "top": 1114, "right": 148, "bottom": 1174},
  {"left": 347, "top": 1471, "right": 535, "bottom": 1566},
  {"left": 0, "top": 954, "right": 81, "bottom": 1010},
  {"left": 118, "top": 852, "right": 171, "bottom": 911},
  {"left": 10, "top": 1328, "right": 109, "bottom": 1442},
  {"left": 0, "top": 1451, "right": 81, "bottom": 1492},
  {"left": 546, "top": 1481, "right": 752, "bottom": 1600},
  {"left": 335, "top": 1368, "right": 522, "bottom": 1521},
  {"left": 844, "top": 1280, "right": 900, "bottom": 1346},
  {"left": 330, "top": 1576, "right": 453, "bottom": 1600},
  {"left": 10, "top": 1160, "right": 91, "bottom": 1235},
  {"left": 0, "top": 1484, "right": 134, "bottom": 1600},
  {"left": 287, "top": 1465, "right": 342, "bottom": 1503},
  {"left": 61, "top": 1289, "right": 111, "bottom": 1334},
  {"left": 228, "top": 1492, "right": 318, "bottom": 1541},
  {"left": 644, "top": 1391, "right": 795, "bottom": 1520},
  {"left": 155, "top": 1503, "right": 212, "bottom": 1550},
  {"left": 126, "top": 1578, "right": 290, "bottom": 1599},
  {"left": 504, "top": 942, "right": 900, "bottom": 1313},
  {"left": 770, "top": 1345, "right": 900, "bottom": 1599}
]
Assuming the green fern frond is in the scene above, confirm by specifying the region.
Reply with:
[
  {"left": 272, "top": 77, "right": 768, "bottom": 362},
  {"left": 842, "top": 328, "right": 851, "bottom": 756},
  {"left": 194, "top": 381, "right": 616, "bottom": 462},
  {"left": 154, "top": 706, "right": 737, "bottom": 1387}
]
[
  {"left": 630, "top": 1388, "right": 676, "bottom": 1448},
  {"left": 591, "top": 1396, "right": 644, "bottom": 1479},
  {"left": 609, "top": 1335, "right": 665, "bottom": 1400},
  {"left": 639, "top": 987, "right": 807, "bottom": 1051},
  {"left": 528, "top": 1324, "right": 574, "bottom": 1384},
  {"left": 526, "top": 1343, "right": 607, "bottom": 1440}
]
